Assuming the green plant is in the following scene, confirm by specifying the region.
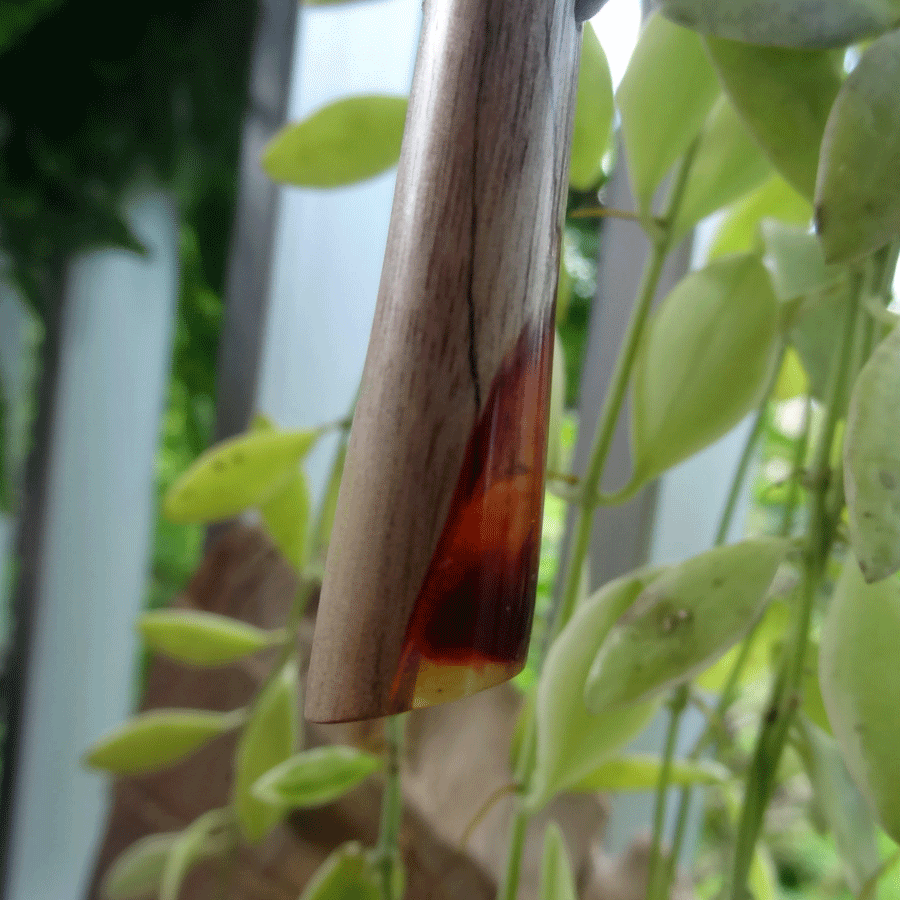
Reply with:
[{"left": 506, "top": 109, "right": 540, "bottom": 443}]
[{"left": 90, "top": 5, "right": 900, "bottom": 900}]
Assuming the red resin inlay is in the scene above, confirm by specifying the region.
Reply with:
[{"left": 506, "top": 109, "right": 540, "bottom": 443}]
[{"left": 391, "top": 313, "right": 555, "bottom": 706}]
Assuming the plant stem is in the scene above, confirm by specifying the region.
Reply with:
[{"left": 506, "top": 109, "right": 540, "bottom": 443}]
[
  {"left": 727, "top": 282, "right": 860, "bottom": 900},
  {"left": 377, "top": 713, "right": 407, "bottom": 900},
  {"left": 497, "top": 141, "right": 699, "bottom": 900}
]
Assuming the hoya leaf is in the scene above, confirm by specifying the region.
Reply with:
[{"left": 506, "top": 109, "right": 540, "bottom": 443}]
[
  {"left": 159, "top": 810, "right": 228, "bottom": 900},
  {"left": 299, "top": 842, "right": 381, "bottom": 900},
  {"left": 844, "top": 326, "right": 900, "bottom": 582},
  {"left": 708, "top": 174, "right": 811, "bottom": 261},
  {"left": 672, "top": 94, "right": 771, "bottom": 241},
  {"left": 546, "top": 331, "right": 566, "bottom": 476},
  {"left": 260, "top": 469, "right": 311, "bottom": 573},
  {"left": 529, "top": 569, "right": 663, "bottom": 811},
  {"left": 138, "top": 610, "right": 276, "bottom": 667},
  {"left": 569, "top": 24, "right": 613, "bottom": 191},
  {"left": 760, "top": 220, "right": 841, "bottom": 301},
  {"left": 631, "top": 253, "right": 779, "bottom": 487},
  {"left": 706, "top": 38, "right": 841, "bottom": 199},
  {"left": 617, "top": 12, "right": 719, "bottom": 212},
  {"left": 749, "top": 844, "right": 780, "bottom": 900},
  {"left": 657, "top": 0, "right": 900, "bottom": 48},
  {"left": 163, "top": 428, "right": 322, "bottom": 523},
  {"left": 234, "top": 661, "right": 299, "bottom": 842},
  {"left": 85, "top": 710, "right": 235, "bottom": 776},
  {"left": 816, "top": 29, "right": 900, "bottom": 263},
  {"left": 262, "top": 95, "right": 407, "bottom": 189},
  {"left": 771, "top": 348, "right": 811, "bottom": 402},
  {"left": 539, "top": 824, "right": 577, "bottom": 900},
  {"left": 569, "top": 754, "right": 728, "bottom": 792},
  {"left": 253, "top": 746, "right": 380, "bottom": 808},
  {"left": 101, "top": 834, "right": 177, "bottom": 899},
  {"left": 585, "top": 539, "right": 790, "bottom": 710}
]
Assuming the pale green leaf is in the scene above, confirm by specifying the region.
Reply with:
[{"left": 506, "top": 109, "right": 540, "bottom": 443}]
[
  {"left": 101, "top": 834, "right": 178, "bottom": 899},
  {"left": 261, "top": 469, "right": 311, "bottom": 572},
  {"left": 539, "top": 824, "right": 577, "bottom": 900},
  {"left": 299, "top": 843, "right": 381, "bottom": 900},
  {"left": 262, "top": 95, "right": 407, "bottom": 188},
  {"left": 708, "top": 174, "right": 811, "bottom": 261},
  {"left": 761, "top": 220, "right": 841, "bottom": 301},
  {"left": 706, "top": 38, "right": 841, "bottom": 199},
  {"left": 569, "top": 24, "right": 613, "bottom": 191},
  {"left": 234, "top": 661, "right": 299, "bottom": 842},
  {"left": 138, "top": 611, "right": 276, "bottom": 667},
  {"left": 546, "top": 331, "right": 566, "bottom": 475},
  {"left": 672, "top": 94, "right": 771, "bottom": 241},
  {"left": 749, "top": 844, "right": 781, "bottom": 900},
  {"left": 160, "top": 810, "right": 228, "bottom": 900},
  {"left": 771, "top": 348, "right": 811, "bottom": 402},
  {"left": 529, "top": 569, "right": 663, "bottom": 810},
  {"left": 569, "top": 754, "right": 728, "bottom": 792},
  {"left": 253, "top": 746, "right": 380, "bottom": 808},
  {"left": 617, "top": 12, "right": 719, "bottom": 212},
  {"left": 163, "top": 428, "right": 322, "bottom": 523},
  {"left": 844, "top": 325, "right": 900, "bottom": 582},
  {"left": 585, "top": 539, "right": 789, "bottom": 710},
  {"left": 658, "top": 0, "right": 900, "bottom": 48},
  {"left": 85, "top": 710, "right": 235, "bottom": 776},
  {"left": 816, "top": 29, "right": 900, "bottom": 262},
  {"left": 631, "top": 253, "right": 779, "bottom": 487}
]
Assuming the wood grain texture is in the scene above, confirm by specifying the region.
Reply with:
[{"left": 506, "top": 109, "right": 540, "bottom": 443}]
[{"left": 306, "top": 0, "right": 582, "bottom": 722}]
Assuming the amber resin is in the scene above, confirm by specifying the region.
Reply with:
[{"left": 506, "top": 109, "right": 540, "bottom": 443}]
[{"left": 389, "top": 311, "right": 555, "bottom": 711}]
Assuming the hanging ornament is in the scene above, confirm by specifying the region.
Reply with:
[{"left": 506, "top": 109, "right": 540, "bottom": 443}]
[{"left": 306, "top": 0, "right": 584, "bottom": 723}]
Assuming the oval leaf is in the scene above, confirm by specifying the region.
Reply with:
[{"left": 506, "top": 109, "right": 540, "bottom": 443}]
[
  {"left": 539, "top": 824, "right": 577, "bottom": 900},
  {"left": 160, "top": 810, "right": 228, "bottom": 900},
  {"left": 262, "top": 95, "right": 407, "bottom": 189},
  {"left": 261, "top": 469, "right": 311, "bottom": 572},
  {"left": 569, "top": 24, "right": 613, "bottom": 191},
  {"left": 299, "top": 842, "right": 380, "bottom": 900},
  {"left": 569, "top": 754, "right": 728, "bottom": 792},
  {"left": 820, "top": 556, "right": 900, "bottom": 842},
  {"left": 101, "top": 834, "right": 178, "bottom": 899},
  {"left": 844, "top": 325, "right": 900, "bottom": 582},
  {"left": 617, "top": 12, "right": 720, "bottom": 212},
  {"left": 672, "top": 94, "right": 771, "bottom": 241},
  {"left": 139, "top": 610, "right": 275, "bottom": 667},
  {"left": 546, "top": 331, "right": 567, "bottom": 475},
  {"left": 585, "top": 539, "right": 789, "bottom": 710},
  {"left": 706, "top": 38, "right": 841, "bottom": 199},
  {"left": 253, "top": 746, "right": 380, "bottom": 808},
  {"left": 529, "top": 569, "right": 663, "bottom": 810},
  {"left": 85, "top": 710, "right": 234, "bottom": 775},
  {"left": 658, "top": 0, "right": 900, "bottom": 48},
  {"left": 631, "top": 253, "right": 779, "bottom": 487},
  {"left": 163, "top": 428, "right": 321, "bottom": 523},
  {"left": 760, "top": 220, "right": 841, "bottom": 302},
  {"left": 234, "top": 660, "right": 299, "bottom": 842},
  {"left": 816, "top": 29, "right": 900, "bottom": 263}
]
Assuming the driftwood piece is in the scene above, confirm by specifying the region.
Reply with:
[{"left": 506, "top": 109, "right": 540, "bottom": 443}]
[{"left": 308, "top": 0, "right": 584, "bottom": 723}]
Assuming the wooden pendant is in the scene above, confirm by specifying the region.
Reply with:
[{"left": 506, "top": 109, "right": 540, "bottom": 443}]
[{"left": 305, "top": 0, "right": 583, "bottom": 723}]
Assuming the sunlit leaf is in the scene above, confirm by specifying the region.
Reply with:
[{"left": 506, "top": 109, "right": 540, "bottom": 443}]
[
  {"left": 617, "top": 12, "right": 719, "bottom": 212},
  {"left": 771, "top": 348, "right": 810, "bottom": 402},
  {"left": 760, "top": 220, "right": 841, "bottom": 301},
  {"left": 262, "top": 95, "right": 407, "bottom": 188},
  {"left": 569, "top": 754, "right": 728, "bottom": 792},
  {"left": 569, "top": 24, "right": 613, "bottom": 191},
  {"left": 539, "top": 824, "right": 577, "bottom": 900},
  {"left": 261, "top": 469, "right": 311, "bottom": 572}
]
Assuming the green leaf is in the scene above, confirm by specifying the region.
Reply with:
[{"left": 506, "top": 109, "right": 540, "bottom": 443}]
[
  {"left": 585, "top": 539, "right": 789, "bottom": 710},
  {"left": 617, "top": 12, "right": 719, "bottom": 212},
  {"left": 163, "top": 428, "right": 322, "bottom": 523},
  {"left": 795, "top": 717, "right": 881, "bottom": 894},
  {"left": 706, "top": 38, "right": 842, "bottom": 199},
  {"left": 138, "top": 610, "right": 276, "bottom": 667},
  {"left": 160, "top": 810, "right": 228, "bottom": 900},
  {"left": 771, "top": 348, "right": 811, "bottom": 402},
  {"left": 630, "top": 253, "right": 779, "bottom": 487},
  {"left": 260, "top": 469, "right": 311, "bottom": 572},
  {"left": 749, "top": 844, "right": 781, "bottom": 900},
  {"left": 234, "top": 660, "right": 298, "bottom": 842},
  {"left": 546, "top": 331, "right": 566, "bottom": 476},
  {"left": 760, "top": 220, "right": 841, "bottom": 301},
  {"left": 253, "top": 746, "right": 380, "bottom": 808},
  {"left": 101, "top": 834, "right": 178, "bottom": 899},
  {"left": 85, "top": 710, "right": 235, "bottom": 776},
  {"left": 569, "top": 24, "right": 613, "bottom": 191},
  {"left": 529, "top": 569, "right": 662, "bottom": 811},
  {"left": 539, "top": 824, "right": 577, "bottom": 900},
  {"left": 708, "top": 174, "right": 811, "bottom": 261},
  {"left": 569, "top": 754, "right": 728, "bottom": 792},
  {"left": 262, "top": 95, "right": 408, "bottom": 189},
  {"left": 844, "top": 325, "right": 900, "bottom": 582},
  {"left": 672, "top": 95, "right": 771, "bottom": 241},
  {"left": 299, "top": 842, "right": 381, "bottom": 900},
  {"left": 820, "top": 556, "right": 900, "bottom": 843},
  {"left": 816, "top": 29, "right": 900, "bottom": 263},
  {"left": 658, "top": 0, "right": 900, "bottom": 48}
]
